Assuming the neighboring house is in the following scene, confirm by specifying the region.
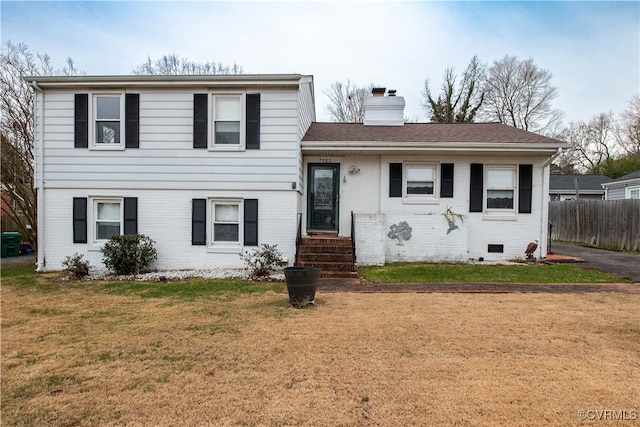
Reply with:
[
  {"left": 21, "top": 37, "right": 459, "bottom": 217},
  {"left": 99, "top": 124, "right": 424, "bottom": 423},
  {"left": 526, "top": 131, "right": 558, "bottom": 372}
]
[
  {"left": 27, "top": 76, "right": 567, "bottom": 273},
  {"left": 549, "top": 174, "right": 611, "bottom": 201},
  {"left": 602, "top": 170, "right": 640, "bottom": 200}
]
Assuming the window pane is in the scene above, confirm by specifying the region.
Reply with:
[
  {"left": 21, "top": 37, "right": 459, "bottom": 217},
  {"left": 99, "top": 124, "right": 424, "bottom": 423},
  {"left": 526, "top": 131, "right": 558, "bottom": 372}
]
[
  {"left": 407, "top": 182, "right": 434, "bottom": 195},
  {"left": 215, "top": 97, "right": 241, "bottom": 121},
  {"left": 97, "top": 202, "right": 121, "bottom": 221},
  {"left": 214, "top": 224, "right": 239, "bottom": 242},
  {"left": 97, "top": 222, "right": 120, "bottom": 240},
  {"left": 96, "top": 121, "right": 120, "bottom": 144},
  {"left": 407, "top": 167, "right": 434, "bottom": 182},
  {"left": 487, "top": 190, "right": 514, "bottom": 208},
  {"left": 97, "top": 97, "right": 120, "bottom": 120},
  {"left": 487, "top": 169, "right": 514, "bottom": 188},
  {"left": 215, "top": 204, "right": 238, "bottom": 222},
  {"left": 215, "top": 122, "right": 240, "bottom": 144}
]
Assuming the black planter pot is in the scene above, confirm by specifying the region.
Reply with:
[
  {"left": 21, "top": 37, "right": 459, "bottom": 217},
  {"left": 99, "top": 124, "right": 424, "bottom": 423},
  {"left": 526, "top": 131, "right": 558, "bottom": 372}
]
[{"left": 284, "top": 266, "right": 321, "bottom": 307}]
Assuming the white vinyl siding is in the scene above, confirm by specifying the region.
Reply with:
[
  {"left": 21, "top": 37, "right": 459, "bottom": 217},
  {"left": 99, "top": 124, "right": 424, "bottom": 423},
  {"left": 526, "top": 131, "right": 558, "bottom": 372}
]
[{"left": 40, "top": 90, "right": 300, "bottom": 191}]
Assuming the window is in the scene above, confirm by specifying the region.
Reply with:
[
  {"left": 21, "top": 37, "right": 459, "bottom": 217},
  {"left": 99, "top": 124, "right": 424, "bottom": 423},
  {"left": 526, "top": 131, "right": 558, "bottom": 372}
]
[
  {"left": 193, "top": 93, "right": 260, "bottom": 150},
  {"left": 94, "top": 95, "right": 123, "bottom": 146},
  {"left": 75, "top": 93, "right": 138, "bottom": 149},
  {"left": 192, "top": 198, "right": 258, "bottom": 249},
  {"left": 95, "top": 199, "right": 122, "bottom": 240},
  {"left": 627, "top": 186, "right": 640, "bottom": 199},
  {"left": 406, "top": 165, "right": 435, "bottom": 195},
  {"left": 213, "top": 201, "right": 240, "bottom": 243},
  {"left": 213, "top": 95, "right": 242, "bottom": 146},
  {"left": 486, "top": 167, "right": 516, "bottom": 209}
]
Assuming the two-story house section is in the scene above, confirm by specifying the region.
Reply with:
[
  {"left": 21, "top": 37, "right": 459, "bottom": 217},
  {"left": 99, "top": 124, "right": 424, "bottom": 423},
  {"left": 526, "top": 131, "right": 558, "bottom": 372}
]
[{"left": 27, "top": 74, "right": 315, "bottom": 272}]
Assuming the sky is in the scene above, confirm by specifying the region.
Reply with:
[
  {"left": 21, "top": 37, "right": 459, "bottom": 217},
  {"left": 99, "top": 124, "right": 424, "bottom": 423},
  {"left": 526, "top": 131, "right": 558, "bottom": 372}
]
[{"left": 1, "top": 0, "right": 639, "bottom": 124}]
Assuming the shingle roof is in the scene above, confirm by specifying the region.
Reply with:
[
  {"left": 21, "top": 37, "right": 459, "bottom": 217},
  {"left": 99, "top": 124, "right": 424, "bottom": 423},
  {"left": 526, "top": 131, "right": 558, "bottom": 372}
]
[
  {"left": 549, "top": 174, "right": 612, "bottom": 191},
  {"left": 302, "top": 122, "right": 565, "bottom": 145},
  {"left": 608, "top": 169, "right": 640, "bottom": 183}
]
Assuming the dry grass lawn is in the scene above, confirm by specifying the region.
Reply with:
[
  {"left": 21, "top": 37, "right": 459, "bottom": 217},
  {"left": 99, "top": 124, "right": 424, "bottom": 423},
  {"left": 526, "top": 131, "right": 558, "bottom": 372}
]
[{"left": 2, "top": 283, "right": 639, "bottom": 426}]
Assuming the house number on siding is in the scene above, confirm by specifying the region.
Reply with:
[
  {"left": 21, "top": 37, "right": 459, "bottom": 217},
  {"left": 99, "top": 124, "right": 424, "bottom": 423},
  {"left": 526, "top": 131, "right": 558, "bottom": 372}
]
[{"left": 319, "top": 158, "right": 332, "bottom": 163}]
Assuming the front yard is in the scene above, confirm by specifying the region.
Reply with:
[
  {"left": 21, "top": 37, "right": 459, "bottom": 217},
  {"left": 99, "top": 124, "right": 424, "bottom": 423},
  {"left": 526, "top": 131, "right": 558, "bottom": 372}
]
[{"left": 1, "top": 265, "right": 638, "bottom": 426}]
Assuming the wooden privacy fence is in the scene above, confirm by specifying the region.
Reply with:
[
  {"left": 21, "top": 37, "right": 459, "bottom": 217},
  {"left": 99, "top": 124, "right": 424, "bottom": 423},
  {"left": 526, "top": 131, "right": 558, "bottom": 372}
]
[{"left": 549, "top": 199, "right": 640, "bottom": 252}]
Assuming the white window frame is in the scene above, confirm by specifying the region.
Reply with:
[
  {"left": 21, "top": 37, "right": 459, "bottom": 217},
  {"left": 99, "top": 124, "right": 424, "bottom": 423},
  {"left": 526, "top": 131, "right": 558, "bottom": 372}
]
[
  {"left": 89, "top": 93, "right": 125, "bottom": 150},
  {"left": 92, "top": 198, "right": 123, "bottom": 245},
  {"left": 485, "top": 166, "right": 517, "bottom": 212},
  {"left": 208, "top": 198, "right": 243, "bottom": 253},
  {"left": 626, "top": 185, "right": 640, "bottom": 199},
  {"left": 210, "top": 93, "right": 246, "bottom": 151},
  {"left": 402, "top": 163, "right": 438, "bottom": 204}
]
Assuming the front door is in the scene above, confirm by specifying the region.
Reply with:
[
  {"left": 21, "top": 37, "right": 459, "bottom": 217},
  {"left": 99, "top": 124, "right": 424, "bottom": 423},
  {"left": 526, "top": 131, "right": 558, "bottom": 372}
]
[{"left": 307, "top": 163, "right": 339, "bottom": 232}]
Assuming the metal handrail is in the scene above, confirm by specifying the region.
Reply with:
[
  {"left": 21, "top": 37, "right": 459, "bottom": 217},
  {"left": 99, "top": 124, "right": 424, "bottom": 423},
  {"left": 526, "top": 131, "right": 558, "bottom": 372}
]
[
  {"left": 294, "top": 213, "right": 302, "bottom": 266},
  {"left": 351, "top": 211, "right": 356, "bottom": 272}
]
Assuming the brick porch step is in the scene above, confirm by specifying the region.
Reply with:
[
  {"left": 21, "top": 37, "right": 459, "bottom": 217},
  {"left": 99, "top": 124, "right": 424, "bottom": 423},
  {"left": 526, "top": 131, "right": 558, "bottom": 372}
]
[{"left": 297, "top": 236, "right": 357, "bottom": 279}]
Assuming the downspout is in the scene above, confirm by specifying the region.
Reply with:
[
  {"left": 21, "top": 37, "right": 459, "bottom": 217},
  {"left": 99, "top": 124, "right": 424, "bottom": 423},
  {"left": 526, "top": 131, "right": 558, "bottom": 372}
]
[
  {"left": 541, "top": 147, "right": 563, "bottom": 258},
  {"left": 31, "top": 80, "right": 45, "bottom": 271}
]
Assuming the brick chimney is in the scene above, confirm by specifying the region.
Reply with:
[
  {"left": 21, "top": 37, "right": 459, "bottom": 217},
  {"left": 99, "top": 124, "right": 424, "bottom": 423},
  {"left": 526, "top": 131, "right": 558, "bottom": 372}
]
[{"left": 363, "top": 87, "right": 405, "bottom": 126}]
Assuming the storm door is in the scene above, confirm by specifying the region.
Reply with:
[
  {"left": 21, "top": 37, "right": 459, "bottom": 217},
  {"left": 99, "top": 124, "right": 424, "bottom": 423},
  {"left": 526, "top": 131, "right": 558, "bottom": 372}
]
[{"left": 307, "top": 164, "right": 339, "bottom": 232}]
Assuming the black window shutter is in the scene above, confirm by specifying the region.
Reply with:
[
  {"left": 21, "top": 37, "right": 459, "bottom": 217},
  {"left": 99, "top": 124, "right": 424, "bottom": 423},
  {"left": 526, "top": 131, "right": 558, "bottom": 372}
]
[
  {"left": 125, "top": 94, "right": 139, "bottom": 148},
  {"left": 244, "top": 199, "right": 259, "bottom": 246},
  {"left": 193, "top": 94, "right": 208, "bottom": 149},
  {"left": 389, "top": 163, "right": 403, "bottom": 197},
  {"left": 73, "top": 197, "right": 87, "bottom": 243},
  {"left": 469, "top": 163, "right": 484, "bottom": 212},
  {"left": 192, "top": 199, "right": 207, "bottom": 245},
  {"left": 246, "top": 94, "right": 261, "bottom": 149},
  {"left": 74, "top": 94, "right": 88, "bottom": 148},
  {"left": 124, "top": 197, "right": 138, "bottom": 234},
  {"left": 440, "top": 163, "right": 454, "bottom": 198},
  {"left": 518, "top": 164, "right": 533, "bottom": 214}
]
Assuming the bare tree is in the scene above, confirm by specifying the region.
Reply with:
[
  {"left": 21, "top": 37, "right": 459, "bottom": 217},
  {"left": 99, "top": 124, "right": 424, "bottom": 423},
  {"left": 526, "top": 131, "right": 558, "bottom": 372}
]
[
  {"left": 1, "top": 41, "right": 79, "bottom": 249},
  {"left": 422, "top": 55, "right": 485, "bottom": 123},
  {"left": 481, "top": 55, "right": 563, "bottom": 135},
  {"left": 559, "top": 113, "right": 617, "bottom": 174},
  {"left": 132, "top": 53, "right": 243, "bottom": 75},
  {"left": 615, "top": 94, "right": 640, "bottom": 156},
  {"left": 324, "top": 80, "right": 374, "bottom": 123}
]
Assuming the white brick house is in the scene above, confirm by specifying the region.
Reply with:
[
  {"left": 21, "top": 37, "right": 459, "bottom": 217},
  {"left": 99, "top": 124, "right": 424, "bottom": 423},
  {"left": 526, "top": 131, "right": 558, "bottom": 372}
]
[
  {"left": 27, "top": 76, "right": 566, "bottom": 272},
  {"left": 28, "top": 74, "right": 315, "bottom": 271},
  {"left": 301, "top": 90, "right": 568, "bottom": 265}
]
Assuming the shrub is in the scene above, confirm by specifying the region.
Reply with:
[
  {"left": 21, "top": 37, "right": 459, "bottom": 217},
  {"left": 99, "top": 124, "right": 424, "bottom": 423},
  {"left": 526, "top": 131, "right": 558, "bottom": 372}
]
[
  {"left": 240, "top": 243, "right": 288, "bottom": 280},
  {"left": 101, "top": 234, "right": 157, "bottom": 275},
  {"left": 62, "top": 253, "right": 90, "bottom": 278}
]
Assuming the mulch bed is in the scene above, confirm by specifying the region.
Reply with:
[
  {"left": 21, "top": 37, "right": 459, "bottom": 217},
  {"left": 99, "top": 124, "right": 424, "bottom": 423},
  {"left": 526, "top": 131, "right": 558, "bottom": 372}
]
[{"left": 316, "top": 279, "right": 640, "bottom": 294}]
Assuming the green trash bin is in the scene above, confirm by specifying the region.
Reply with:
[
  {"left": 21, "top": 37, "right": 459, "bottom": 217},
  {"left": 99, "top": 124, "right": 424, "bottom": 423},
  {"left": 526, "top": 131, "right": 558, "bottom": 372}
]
[{"left": 1, "top": 232, "right": 21, "bottom": 258}]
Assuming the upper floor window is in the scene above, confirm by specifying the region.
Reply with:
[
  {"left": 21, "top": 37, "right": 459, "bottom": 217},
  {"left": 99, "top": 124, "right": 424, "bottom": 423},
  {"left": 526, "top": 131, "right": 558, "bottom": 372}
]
[
  {"left": 95, "top": 95, "right": 122, "bottom": 145},
  {"left": 214, "top": 96, "right": 242, "bottom": 145},
  {"left": 486, "top": 166, "right": 516, "bottom": 209},
  {"left": 75, "top": 93, "right": 139, "bottom": 150},
  {"left": 193, "top": 93, "right": 260, "bottom": 150}
]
